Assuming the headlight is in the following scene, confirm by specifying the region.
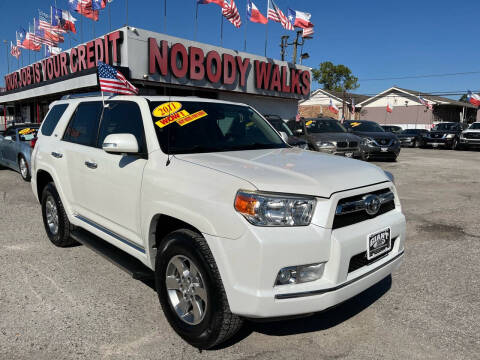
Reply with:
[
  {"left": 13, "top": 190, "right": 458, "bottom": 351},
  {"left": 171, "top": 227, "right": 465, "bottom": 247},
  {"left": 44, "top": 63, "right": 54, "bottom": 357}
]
[
  {"left": 234, "top": 191, "right": 316, "bottom": 226},
  {"left": 445, "top": 134, "right": 455, "bottom": 139},
  {"left": 460, "top": 133, "right": 465, "bottom": 139},
  {"left": 363, "top": 137, "right": 375, "bottom": 145},
  {"left": 316, "top": 141, "right": 336, "bottom": 149},
  {"left": 384, "top": 170, "right": 395, "bottom": 183}
]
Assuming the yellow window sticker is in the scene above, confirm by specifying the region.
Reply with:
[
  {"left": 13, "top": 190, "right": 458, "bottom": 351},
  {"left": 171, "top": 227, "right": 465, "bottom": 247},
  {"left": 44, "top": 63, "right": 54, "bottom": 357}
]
[
  {"left": 177, "top": 110, "right": 208, "bottom": 126},
  {"left": 350, "top": 122, "right": 361, "bottom": 127},
  {"left": 152, "top": 101, "right": 183, "bottom": 118},
  {"left": 305, "top": 120, "right": 313, "bottom": 126},
  {"left": 19, "top": 128, "right": 35, "bottom": 135},
  {"left": 155, "top": 110, "right": 190, "bottom": 128}
]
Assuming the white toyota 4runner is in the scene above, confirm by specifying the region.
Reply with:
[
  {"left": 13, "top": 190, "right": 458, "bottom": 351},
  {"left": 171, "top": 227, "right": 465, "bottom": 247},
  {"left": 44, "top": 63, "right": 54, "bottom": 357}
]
[{"left": 31, "top": 95, "right": 405, "bottom": 349}]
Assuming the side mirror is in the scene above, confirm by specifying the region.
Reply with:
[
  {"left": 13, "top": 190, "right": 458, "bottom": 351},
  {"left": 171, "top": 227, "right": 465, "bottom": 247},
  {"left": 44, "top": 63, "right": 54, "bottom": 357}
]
[
  {"left": 294, "top": 128, "right": 303, "bottom": 135},
  {"left": 102, "top": 133, "right": 139, "bottom": 154},
  {"left": 4, "top": 135, "right": 12, "bottom": 141},
  {"left": 279, "top": 131, "right": 289, "bottom": 142}
]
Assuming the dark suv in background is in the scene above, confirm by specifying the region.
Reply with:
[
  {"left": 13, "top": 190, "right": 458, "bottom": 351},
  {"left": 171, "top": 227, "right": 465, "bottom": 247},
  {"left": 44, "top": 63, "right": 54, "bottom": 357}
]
[
  {"left": 286, "top": 117, "right": 363, "bottom": 158},
  {"left": 397, "top": 129, "right": 429, "bottom": 147},
  {"left": 343, "top": 120, "right": 401, "bottom": 161},
  {"left": 422, "top": 122, "right": 467, "bottom": 149},
  {"left": 382, "top": 125, "right": 403, "bottom": 134},
  {"left": 263, "top": 114, "right": 308, "bottom": 149}
]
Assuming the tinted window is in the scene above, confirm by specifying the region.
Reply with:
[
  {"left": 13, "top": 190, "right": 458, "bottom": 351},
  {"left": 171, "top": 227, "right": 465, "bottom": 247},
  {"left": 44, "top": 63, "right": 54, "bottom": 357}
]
[
  {"left": 344, "top": 121, "right": 385, "bottom": 132},
  {"left": 63, "top": 102, "right": 103, "bottom": 146},
  {"left": 469, "top": 123, "right": 480, "bottom": 130},
  {"left": 306, "top": 119, "right": 347, "bottom": 133},
  {"left": 97, "top": 101, "right": 147, "bottom": 153},
  {"left": 268, "top": 119, "right": 293, "bottom": 136},
  {"left": 149, "top": 101, "right": 285, "bottom": 154},
  {"left": 41, "top": 104, "right": 69, "bottom": 136},
  {"left": 432, "top": 123, "right": 460, "bottom": 131}
]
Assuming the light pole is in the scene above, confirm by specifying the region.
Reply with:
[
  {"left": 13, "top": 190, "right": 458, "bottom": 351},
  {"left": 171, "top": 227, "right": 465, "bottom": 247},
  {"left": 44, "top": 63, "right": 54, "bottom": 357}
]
[{"left": 3, "top": 40, "right": 9, "bottom": 74}]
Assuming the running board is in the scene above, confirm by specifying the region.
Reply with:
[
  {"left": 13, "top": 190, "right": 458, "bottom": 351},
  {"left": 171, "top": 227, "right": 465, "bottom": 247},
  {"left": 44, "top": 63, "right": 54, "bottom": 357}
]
[{"left": 70, "top": 228, "right": 154, "bottom": 282}]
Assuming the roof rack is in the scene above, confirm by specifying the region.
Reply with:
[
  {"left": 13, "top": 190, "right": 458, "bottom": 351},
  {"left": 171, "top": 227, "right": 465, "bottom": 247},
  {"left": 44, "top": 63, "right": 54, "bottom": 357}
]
[{"left": 61, "top": 92, "right": 104, "bottom": 100}]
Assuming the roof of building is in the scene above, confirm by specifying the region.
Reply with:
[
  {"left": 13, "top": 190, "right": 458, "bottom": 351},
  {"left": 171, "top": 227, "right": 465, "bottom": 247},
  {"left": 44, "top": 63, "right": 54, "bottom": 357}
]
[
  {"left": 300, "top": 88, "right": 370, "bottom": 105},
  {"left": 357, "top": 86, "right": 475, "bottom": 108}
]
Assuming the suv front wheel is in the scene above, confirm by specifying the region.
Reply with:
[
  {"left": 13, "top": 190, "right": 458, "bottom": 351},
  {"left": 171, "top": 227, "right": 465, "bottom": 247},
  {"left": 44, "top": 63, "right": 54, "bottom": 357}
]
[
  {"left": 41, "top": 182, "right": 77, "bottom": 247},
  {"left": 155, "top": 229, "right": 243, "bottom": 349}
]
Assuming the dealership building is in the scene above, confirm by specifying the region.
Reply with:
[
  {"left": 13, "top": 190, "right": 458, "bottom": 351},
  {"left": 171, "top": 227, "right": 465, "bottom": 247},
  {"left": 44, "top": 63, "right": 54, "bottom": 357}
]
[{"left": 0, "top": 26, "right": 311, "bottom": 127}]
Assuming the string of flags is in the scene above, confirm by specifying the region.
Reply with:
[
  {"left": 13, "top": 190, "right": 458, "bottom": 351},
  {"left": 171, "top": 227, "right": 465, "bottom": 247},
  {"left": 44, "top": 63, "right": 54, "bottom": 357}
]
[{"left": 9, "top": 0, "right": 111, "bottom": 60}]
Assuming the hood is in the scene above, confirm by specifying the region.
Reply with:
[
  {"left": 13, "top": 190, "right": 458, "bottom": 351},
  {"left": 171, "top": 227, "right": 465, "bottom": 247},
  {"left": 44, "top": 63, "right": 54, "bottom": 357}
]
[
  {"left": 177, "top": 148, "right": 389, "bottom": 198},
  {"left": 463, "top": 129, "right": 480, "bottom": 133},
  {"left": 307, "top": 132, "right": 362, "bottom": 143},
  {"left": 352, "top": 131, "right": 397, "bottom": 140}
]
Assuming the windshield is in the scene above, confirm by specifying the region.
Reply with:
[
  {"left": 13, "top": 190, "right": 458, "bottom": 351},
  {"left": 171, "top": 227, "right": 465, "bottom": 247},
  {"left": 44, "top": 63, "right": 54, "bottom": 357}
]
[
  {"left": 344, "top": 121, "right": 385, "bottom": 132},
  {"left": 401, "top": 129, "right": 424, "bottom": 135},
  {"left": 149, "top": 101, "right": 287, "bottom": 154},
  {"left": 306, "top": 119, "right": 347, "bottom": 133},
  {"left": 267, "top": 119, "right": 293, "bottom": 136},
  {"left": 469, "top": 123, "right": 480, "bottom": 130},
  {"left": 18, "top": 127, "right": 38, "bottom": 141},
  {"left": 432, "top": 123, "right": 459, "bottom": 131}
]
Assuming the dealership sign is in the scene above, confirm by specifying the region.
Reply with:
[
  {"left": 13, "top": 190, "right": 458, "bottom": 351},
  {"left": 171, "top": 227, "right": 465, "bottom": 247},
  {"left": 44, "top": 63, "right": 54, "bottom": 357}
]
[{"left": 4, "top": 27, "right": 311, "bottom": 99}]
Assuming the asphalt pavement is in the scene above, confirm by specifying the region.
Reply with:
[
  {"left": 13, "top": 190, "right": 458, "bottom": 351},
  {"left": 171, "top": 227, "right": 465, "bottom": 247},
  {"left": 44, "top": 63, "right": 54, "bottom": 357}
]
[{"left": 0, "top": 148, "right": 479, "bottom": 360}]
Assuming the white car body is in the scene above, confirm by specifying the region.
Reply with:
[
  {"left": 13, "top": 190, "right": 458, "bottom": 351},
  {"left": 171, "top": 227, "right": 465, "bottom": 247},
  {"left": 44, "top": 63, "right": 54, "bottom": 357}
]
[
  {"left": 460, "top": 122, "right": 480, "bottom": 147},
  {"left": 31, "top": 96, "right": 405, "bottom": 319}
]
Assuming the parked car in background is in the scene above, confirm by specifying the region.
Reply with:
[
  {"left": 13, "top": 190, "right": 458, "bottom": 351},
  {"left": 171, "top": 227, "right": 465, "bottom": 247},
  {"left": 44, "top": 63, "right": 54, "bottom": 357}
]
[
  {"left": 286, "top": 117, "right": 363, "bottom": 158},
  {"left": 381, "top": 125, "right": 403, "bottom": 134},
  {"left": 263, "top": 114, "right": 308, "bottom": 149},
  {"left": 0, "top": 123, "right": 39, "bottom": 181},
  {"left": 397, "top": 129, "right": 429, "bottom": 147},
  {"left": 343, "top": 120, "right": 401, "bottom": 161},
  {"left": 422, "top": 122, "right": 467, "bottom": 149},
  {"left": 459, "top": 122, "right": 480, "bottom": 149}
]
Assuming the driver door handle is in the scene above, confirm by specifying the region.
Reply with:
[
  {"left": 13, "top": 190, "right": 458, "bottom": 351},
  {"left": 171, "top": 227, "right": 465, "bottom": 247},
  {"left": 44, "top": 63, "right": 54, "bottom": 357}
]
[
  {"left": 51, "top": 152, "right": 63, "bottom": 158},
  {"left": 84, "top": 161, "right": 98, "bottom": 169}
]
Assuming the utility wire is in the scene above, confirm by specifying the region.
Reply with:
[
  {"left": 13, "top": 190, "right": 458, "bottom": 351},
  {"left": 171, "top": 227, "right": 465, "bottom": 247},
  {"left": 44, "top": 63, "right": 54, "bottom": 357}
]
[{"left": 360, "top": 71, "right": 480, "bottom": 81}]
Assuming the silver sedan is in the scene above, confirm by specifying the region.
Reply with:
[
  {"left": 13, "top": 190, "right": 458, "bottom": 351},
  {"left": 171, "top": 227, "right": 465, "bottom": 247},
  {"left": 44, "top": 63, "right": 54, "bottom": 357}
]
[{"left": 0, "top": 124, "right": 39, "bottom": 181}]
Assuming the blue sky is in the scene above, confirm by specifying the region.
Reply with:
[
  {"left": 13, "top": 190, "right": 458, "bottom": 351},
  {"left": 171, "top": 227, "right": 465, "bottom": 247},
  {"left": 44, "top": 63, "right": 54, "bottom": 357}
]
[{"left": 0, "top": 0, "right": 478, "bottom": 99}]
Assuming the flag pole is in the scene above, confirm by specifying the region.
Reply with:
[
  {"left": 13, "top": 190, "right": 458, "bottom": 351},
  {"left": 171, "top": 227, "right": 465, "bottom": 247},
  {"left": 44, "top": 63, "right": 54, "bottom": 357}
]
[
  {"left": 220, "top": 11, "right": 224, "bottom": 47},
  {"left": 108, "top": 3, "right": 112, "bottom": 31},
  {"left": 244, "top": 3, "right": 247, "bottom": 51},
  {"left": 164, "top": 0, "right": 167, "bottom": 33},
  {"left": 264, "top": 22, "right": 268, "bottom": 57},
  {"left": 126, "top": 0, "right": 129, "bottom": 26},
  {"left": 194, "top": 0, "right": 198, "bottom": 40}
]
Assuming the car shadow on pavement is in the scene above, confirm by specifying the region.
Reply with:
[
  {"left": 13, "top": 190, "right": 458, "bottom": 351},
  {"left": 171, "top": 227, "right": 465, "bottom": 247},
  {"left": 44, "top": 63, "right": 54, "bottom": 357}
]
[{"left": 214, "top": 275, "right": 392, "bottom": 349}]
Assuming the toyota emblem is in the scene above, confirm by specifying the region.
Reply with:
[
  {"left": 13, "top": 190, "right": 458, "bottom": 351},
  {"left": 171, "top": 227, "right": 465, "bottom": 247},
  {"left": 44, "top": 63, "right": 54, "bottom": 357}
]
[{"left": 364, "top": 194, "right": 381, "bottom": 215}]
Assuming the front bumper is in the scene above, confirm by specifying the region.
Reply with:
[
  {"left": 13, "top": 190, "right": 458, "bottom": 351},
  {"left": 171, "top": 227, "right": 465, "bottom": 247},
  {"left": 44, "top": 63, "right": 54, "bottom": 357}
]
[
  {"left": 204, "top": 184, "right": 406, "bottom": 318},
  {"left": 422, "top": 137, "right": 453, "bottom": 147},
  {"left": 318, "top": 148, "right": 362, "bottom": 158},
  {"left": 399, "top": 138, "right": 416, "bottom": 147},
  {"left": 459, "top": 138, "right": 480, "bottom": 147},
  {"left": 362, "top": 144, "right": 401, "bottom": 159}
]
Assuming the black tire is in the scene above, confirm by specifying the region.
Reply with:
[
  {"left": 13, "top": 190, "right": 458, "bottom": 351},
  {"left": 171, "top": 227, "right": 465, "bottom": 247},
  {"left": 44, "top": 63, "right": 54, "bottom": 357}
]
[
  {"left": 18, "top": 155, "right": 30, "bottom": 181},
  {"left": 155, "top": 229, "right": 243, "bottom": 349},
  {"left": 41, "top": 182, "right": 77, "bottom": 247}
]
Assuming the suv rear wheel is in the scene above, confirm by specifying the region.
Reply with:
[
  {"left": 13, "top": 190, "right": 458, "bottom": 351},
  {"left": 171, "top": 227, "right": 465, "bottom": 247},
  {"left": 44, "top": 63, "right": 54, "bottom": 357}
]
[
  {"left": 41, "top": 182, "right": 77, "bottom": 247},
  {"left": 155, "top": 229, "right": 243, "bottom": 349}
]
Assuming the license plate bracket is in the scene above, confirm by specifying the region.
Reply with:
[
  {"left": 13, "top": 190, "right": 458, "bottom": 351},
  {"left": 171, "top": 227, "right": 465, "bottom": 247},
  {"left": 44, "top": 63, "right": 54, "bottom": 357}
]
[
  {"left": 345, "top": 152, "right": 353, "bottom": 158},
  {"left": 367, "top": 228, "right": 391, "bottom": 260},
  {"left": 381, "top": 147, "right": 388, "bottom": 152}
]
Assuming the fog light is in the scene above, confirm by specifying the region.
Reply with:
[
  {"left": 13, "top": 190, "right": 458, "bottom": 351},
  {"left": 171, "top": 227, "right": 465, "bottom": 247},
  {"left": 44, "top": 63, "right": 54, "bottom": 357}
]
[{"left": 275, "top": 263, "right": 325, "bottom": 286}]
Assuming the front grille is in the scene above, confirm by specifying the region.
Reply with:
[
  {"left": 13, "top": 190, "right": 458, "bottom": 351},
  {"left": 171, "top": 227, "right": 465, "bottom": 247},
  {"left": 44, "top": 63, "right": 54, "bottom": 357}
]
[
  {"left": 350, "top": 141, "right": 358, "bottom": 147},
  {"left": 375, "top": 138, "right": 391, "bottom": 146},
  {"left": 464, "top": 133, "right": 480, "bottom": 139},
  {"left": 348, "top": 237, "right": 397, "bottom": 273},
  {"left": 337, "top": 141, "right": 348, "bottom": 148},
  {"left": 430, "top": 133, "right": 443, "bottom": 139},
  {"left": 333, "top": 188, "right": 396, "bottom": 229}
]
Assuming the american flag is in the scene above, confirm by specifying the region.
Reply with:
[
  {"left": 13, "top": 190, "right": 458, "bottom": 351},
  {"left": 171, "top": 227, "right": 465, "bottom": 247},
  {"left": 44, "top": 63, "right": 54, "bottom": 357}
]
[
  {"left": 302, "top": 26, "right": 314, "bottom": 38},
  {"left": 97, "top": 62, "right": 139, "bottom": 95},
  {"left": 38, "top": 10, "right": 57, "bottom": 32},
  {"left": 267, "top": 0, "right": 294, "bottom": 30},
  {"left": 222, "top": 0, "right": 241, "bottom": 28},
  {"left": 10, "top": 42, "right": 21, "bottom": 59},
  {"left": 418, "top": 96, "right": 433, "bottom": 110}
]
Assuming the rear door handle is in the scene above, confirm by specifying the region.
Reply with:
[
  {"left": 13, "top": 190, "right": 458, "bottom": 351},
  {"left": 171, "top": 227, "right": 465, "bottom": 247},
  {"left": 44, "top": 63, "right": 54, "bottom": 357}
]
[
  {"left": 84, "top": 161, "right": 98, "bottom": 169},
  {"left": 51, "top": 152, "right": 63, "bottom": 158}
]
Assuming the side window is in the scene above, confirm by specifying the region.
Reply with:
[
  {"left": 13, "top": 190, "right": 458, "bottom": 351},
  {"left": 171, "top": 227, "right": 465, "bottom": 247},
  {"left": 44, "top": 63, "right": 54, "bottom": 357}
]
[
  {"left": 63, "top": 102, "right": 103, "bottom": 146},
  {"left": 41, "top": 104, "right": 69, "bottom": 136},
  {"left": 97, "top": 101, "right": 147, "bottom": 153}
]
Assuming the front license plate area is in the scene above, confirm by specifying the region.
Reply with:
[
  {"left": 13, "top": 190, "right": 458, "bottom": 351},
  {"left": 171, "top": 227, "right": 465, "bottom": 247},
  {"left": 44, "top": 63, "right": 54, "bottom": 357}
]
[
  {"left": 381, "top": 147, "right": 388, "bottom": 152},
  {"left": 367, "top": 228, "right": 391, "bottom": 260},
  {"left": 345, "top": 152, "right": 353, "bottom": 158}
]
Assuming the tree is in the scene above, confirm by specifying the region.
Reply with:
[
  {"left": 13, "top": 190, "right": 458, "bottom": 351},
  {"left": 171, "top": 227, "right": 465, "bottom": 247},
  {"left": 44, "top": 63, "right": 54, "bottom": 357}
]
[
  {"left": 459, "top": 94, "right": 468, "bottom": 103},
  {"left": 312, "top": 61, "right": 359, "bottom": 92}
]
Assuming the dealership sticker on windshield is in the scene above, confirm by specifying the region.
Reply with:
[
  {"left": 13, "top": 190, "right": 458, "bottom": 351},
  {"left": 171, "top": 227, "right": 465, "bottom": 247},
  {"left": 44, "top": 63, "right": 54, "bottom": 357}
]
[
  {"left": 305, "top": 120, "right": 313, "bottom": 126},
  {"left": 155, "top": 110, "right": 190, "bottom": 128},
  {"left": 19, "top": 128, "right": 35, "bottom": 135},
  {"left": 177, "top": 110, "right": 208, "bottom": 126},
  {"left": 152, "top": 101, "right": 183, "bottom": 118},
  {"left": 350, "top": 122, "right": 361, "bottom": 127}
]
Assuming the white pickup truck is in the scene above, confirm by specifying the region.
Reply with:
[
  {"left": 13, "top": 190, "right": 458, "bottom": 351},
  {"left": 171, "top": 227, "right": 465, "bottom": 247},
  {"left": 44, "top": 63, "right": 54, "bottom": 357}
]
[{"left": 31, "top": 95, "right": 405, "bottom": 349}]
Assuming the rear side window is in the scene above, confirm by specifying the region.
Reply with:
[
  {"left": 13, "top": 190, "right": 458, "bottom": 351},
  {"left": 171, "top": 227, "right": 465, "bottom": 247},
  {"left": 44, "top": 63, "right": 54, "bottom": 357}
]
[
  {"left": 41, "top": 104, "right": 69, "bottom": 136},
  {"left": 97, "top": 101, "right": 147, "bottom": 153},
  {"left": 63, "top": 102, "right": 103, "bottom": 147}
]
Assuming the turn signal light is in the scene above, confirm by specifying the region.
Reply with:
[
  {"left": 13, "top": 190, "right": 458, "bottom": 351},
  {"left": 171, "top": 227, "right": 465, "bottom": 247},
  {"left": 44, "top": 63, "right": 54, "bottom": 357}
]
[
  {"left": 30, "top": 138, "right": 38, "bottom": 149},
  {"left": 234, "top": 192, "right": 258, "bottom": 216}
]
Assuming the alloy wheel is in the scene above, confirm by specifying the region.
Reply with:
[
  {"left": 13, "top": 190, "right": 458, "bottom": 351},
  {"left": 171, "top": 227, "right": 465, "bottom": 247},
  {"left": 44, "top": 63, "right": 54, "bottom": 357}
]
[
  {"left": 45, "top": 195, "right": 59, "bottom": 235},
  {"left": 19, "top": 158, "right": 28, "bottom": 178},
  {"left": 165, "top": 255, "right": 208, "bottom": 325}
]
